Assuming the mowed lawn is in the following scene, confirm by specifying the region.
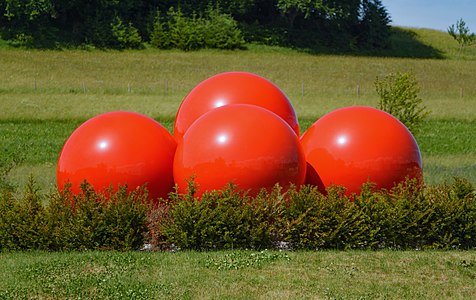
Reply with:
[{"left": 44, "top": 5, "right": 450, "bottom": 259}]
[{"left": 1, "top": 250, "right": 476, "bottom": 299}]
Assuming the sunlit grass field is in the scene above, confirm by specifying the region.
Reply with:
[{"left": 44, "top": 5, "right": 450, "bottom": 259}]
[
  {"left": 1, "top": 250, "right": 475, "bottom": 299},
  {"left": 1, "top": 30, "right": 475, "bottom": 191},
  {"left": 1, "top": 27, "right": 476, "bottom": 299},
  {"left": 1, "top": 45, "right": 475, "bottom": 120}
]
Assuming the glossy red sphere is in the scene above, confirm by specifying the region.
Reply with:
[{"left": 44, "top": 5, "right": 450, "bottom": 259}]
[
  {"left": 174, "top": 104, "right": 306, "bottom": 197},
  {"left": 57, "top": 111, "right": 177, "bottom": 201},
  {"left": 300, "top": 106, "right": 422, "bottom": 195},
  {"left": 174, "top": 72, "right": 299, "bottom": 143}
]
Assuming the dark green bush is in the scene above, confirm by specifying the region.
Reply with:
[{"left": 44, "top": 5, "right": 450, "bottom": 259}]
[
  {"left": 202, "top": 8, "right": 245, "bottom": 50},
  {"left": 149, "top": 10, "right": 171, "bottom": 49},
  {"left": 161, "top": 183, "right": 286, "bottom": 250},
  {"left": 0, "top": 179, "right": 149, "bottom": 251},
  {"left": 2, "top": 177, "right": 476, "bottom": 251},
  {"left": 150, "top": 7, "right": 244, "bottom": 51},
  {"left": 111, "top": 16, "right": 143, "bottom": 49},
  {"left": 0, "top": 176, "right": 48, "bottom": 250},
  {"left": 153, "top": 178, "right": 476, "bottom": 251}
]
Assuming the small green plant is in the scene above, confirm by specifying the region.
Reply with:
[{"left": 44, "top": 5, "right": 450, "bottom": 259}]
[
  {"left": 375, "top": 72, "right": 429, "bottom": 134},
  {"left": 448, "top": 18, "right": 476, "bottom": 52},
  {"left": 111, "top": 16, "right": 143, "bottom": 49},
  {"left": 0, "top": 146, "right": 24, "bottom": 193}
]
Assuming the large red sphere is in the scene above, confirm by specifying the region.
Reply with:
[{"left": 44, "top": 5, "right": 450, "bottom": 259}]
[
  {"left": 57, "top": 111, "right": 177, "bottom": 201},
  {"left": 300, "top": 106, "right": 422, "bottom": 195},
  {"left": 174, "top": 104, "right": 306, "bottom": 197},
  {"left": 174, "top": 72, "right": 299, "bottom": 143}
]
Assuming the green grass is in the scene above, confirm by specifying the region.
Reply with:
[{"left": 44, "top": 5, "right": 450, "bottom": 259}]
[
  {"left": 1, "top": 29, "right": 476, "bottom": 298},
  {"left": 1, "top": 27, "right": 475, "bottom": 190},
  {"left": 384, "top": 27, "right": 476, "bottom": 60},
  {"left": 0, "top": 44, "right": 475, "bottom": 121},
  {"left": 2, "top": 117, "right": 474, "bottom": 191},
  {"left": 1, "top": 250, "right": 475, "bottom": 299}
]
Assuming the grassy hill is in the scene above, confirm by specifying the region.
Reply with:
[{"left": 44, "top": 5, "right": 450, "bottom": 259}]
[{"left": 377, "top": 27, "right": 476, "bottom": 60}]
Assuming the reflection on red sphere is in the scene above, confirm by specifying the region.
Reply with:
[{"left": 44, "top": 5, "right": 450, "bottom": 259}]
[
  {"left": 174, "top": 72, "right": 299, "bottom": 143},
  {"left": 174, "top": 104, "right": 306, "bottom": 197},
  {"left": 300, "top": 106, "right": 422, "bottom": 195},
  {"left": 57, "top": 111, "right": 177, "bottom": 202}
]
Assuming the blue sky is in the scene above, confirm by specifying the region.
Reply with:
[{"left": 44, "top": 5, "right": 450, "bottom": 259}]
[{"left": 382, "top": 0, "right": 476, "bottom": 32}]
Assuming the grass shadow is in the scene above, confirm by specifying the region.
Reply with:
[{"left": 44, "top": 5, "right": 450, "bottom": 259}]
[
  {"left": 1, "top": 26, "right": 446, "bottom": 59},
  {"left": 290, "top": 27, "right": 445, "bottom": 58},
  {"left": 381, "top": 27, "right": 444, "bottom": 58}
]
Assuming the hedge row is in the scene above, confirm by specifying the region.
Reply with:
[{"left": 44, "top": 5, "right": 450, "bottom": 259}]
[
  {"left": 0, "top": 177, "right": 148, "bottom": 251},
  {"left": 1, "top": 177, "right": 475, "bottom": 251}
]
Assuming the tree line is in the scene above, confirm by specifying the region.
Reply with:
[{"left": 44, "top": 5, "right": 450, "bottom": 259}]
[{"left": 0, "top": 0, "right": 391, "bottom": 51}]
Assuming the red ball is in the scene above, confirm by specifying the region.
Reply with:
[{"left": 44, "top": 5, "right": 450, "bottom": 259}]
[
  {"left": 174, "top": 72, "right": 299, "bottom": 143},
  {"left": 174, "top": 104, "right": 306, "bottom": 197},
  {"left": 300, "top": 106, "right": 422, "bottom": 195},
  {"left": 57, "top": 111, "right": 177, "bottom": 202}
]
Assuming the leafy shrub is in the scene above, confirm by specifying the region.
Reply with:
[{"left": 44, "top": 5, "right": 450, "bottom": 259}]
[
  {"left": 202, "top": 8, "right": 245, "bottom": 50},
  {"left": 150, "top": 7, "right": 244, "bottom": 51},
  {"left": 2, "top": 177, "right": 476, "bottom": 251},
  {"left": 111, "top": 16, "right": 143, "bottom": 49},
  {"left": 0, "top": 146, "right": 24, "bottom": 193},
  {"left": 149, "top": 10, "right": 171, "bottom": 49},
  {"left": 160, "top": 183, "right": 286, "bottom": 250},
  {"left": 0, "top": 179, "right": 149, "bottom": 251},
  {"left": 375, "top": 72, "right": 430, "bottom": 135},
  {"left": 283, "top": 185, "right": 357, "bottom": 249},
  {"left": 354, "top": 180, "right": 432, "bottom": 249},
  {"left": 448, "top": 18, "right": 476, "bottom": 52},
  {"left": 0, "top": 176, "right": 48, "bottom": 250},
  {"left": 168, "top": 9, "right": 204, "bottom": 51},
  {"left": 152, "top": 178, "right": 476, "bottom": 251},
  {"left": 150, "top": 8, "right": 204, "bottom": 51},
  {"left": 11, "top": 33, "right": 34, "bottom": 47}
]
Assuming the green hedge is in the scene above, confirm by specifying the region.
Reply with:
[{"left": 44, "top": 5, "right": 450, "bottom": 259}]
[
  {"left": 156, "top": 178, "right": 476, "bottom": 251},
  {"left": 0, "top": 178, "right": 148, "bottom": 251},
  {"left": 1, "top": 177, "right": 475, "bottom": 251}
]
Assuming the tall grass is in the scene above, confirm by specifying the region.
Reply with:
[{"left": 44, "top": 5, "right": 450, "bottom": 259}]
[{"left": 0, "top": 45, "right": 475, "bottom": 120}]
